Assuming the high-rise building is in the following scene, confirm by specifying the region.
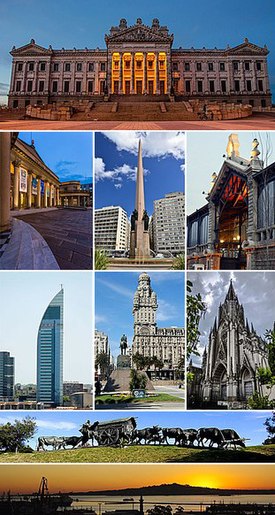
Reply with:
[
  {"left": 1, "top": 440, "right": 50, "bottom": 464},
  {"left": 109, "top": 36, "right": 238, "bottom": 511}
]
[
  {"left": 95, "top": 206, "right": 130, "bottom": 253},
  {"left": 37, "top": 287, "right": 64, "bottom": 406},
  {"left": 94, "top": 329, "right": 110, "bottom": 358},
  {"left": 132, "top": 272, "right": 184, "bottom": 377},
  {"left": 0, "top": 351, "right": 15, "bottom": 401},
  {"left": 151, "top": 192, "right": 185, "bottom": 255}
]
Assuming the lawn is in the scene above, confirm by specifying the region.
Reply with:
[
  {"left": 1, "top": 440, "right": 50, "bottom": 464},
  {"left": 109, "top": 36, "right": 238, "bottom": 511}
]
[
  {"left": 95, "top": 393, "right": 183, "bottom": 406},
  {"left": 0, "top": 445, "right": 274, "bottom": 463}
]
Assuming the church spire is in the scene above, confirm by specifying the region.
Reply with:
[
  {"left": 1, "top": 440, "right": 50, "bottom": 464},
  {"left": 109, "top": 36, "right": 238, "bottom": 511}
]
[{"left": 225, "top": 279, "right": 236, "bottom": 301}]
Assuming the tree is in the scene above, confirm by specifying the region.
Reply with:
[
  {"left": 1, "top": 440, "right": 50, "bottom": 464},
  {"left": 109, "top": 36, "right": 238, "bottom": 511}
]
[
  {"left": 248, "top": 327, "right": 275, "bottom": 409},
  {"left": 264, "top": 411, "right": 275, "bottom": 437},
  {"left": 95, "top": 352, "right": 110, "bottom": 378},
  {"left": 175, "top": 356, "right": 185, "bottom": 380},
  {"left": 172, "top": 254, "right": 185, "bottom": 270},
  {"left": 0, "top": 417, "right": 37, "bottom": 452},
  {"left": 132, "top": 353, "right": 147, "bottom": 371},
  {"left": 147, "top": 506, "right": 173, "bottom": 515},
  {"left": 265, "top": 327, "right": 275, "bottom": 376},
  {"left": 95, "top": 249, "right": 109, "bottom": 270},
  {"left": 186, "top": 280, "right": 206, "bottom": 359},
  {"left": 129, "top": 369, "right": 148, "bottom": 393}
]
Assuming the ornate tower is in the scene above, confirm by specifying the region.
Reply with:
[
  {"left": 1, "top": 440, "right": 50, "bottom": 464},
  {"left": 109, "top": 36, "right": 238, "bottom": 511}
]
[
  {"left": 130, "top": 140, "right": 150, "bottom": 259},
  {"left": 132, "top": 273, "right": 158, "bottom": 355}
]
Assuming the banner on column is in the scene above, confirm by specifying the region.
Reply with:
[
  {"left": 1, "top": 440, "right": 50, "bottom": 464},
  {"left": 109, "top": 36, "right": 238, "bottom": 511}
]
[
  {"left": 32, "top": 178, "right": 38, "bottom": 195},
  {"left": 40, "top": 180, "right": 45, "bottom": 195},
  {"left": 19, "top": 168, "right": 27, "bottom": 193}
]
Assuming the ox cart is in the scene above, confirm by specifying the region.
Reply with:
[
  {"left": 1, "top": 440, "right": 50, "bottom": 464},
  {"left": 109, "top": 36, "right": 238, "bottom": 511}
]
[{"left": 93, "top": 417, "right": 137, "bottom": 447}]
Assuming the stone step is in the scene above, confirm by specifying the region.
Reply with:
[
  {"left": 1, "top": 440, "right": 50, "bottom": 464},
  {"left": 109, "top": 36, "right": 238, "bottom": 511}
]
[
  {"left": 109, "top": 94, "right": 170, "bottom": 103},
  {"left": 104, "top": 369, "right": 154, "bottom": 392}
]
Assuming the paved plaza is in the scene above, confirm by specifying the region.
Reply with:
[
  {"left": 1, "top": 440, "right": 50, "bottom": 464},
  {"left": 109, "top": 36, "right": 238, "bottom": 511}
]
[{"left": 14, "top": 209, "right": 92, "bottom": 269}]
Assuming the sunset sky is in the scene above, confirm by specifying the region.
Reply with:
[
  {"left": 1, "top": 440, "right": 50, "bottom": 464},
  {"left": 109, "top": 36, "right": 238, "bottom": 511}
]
[{"left": 0, "top": 464, "right": 274, "bottom": 494}]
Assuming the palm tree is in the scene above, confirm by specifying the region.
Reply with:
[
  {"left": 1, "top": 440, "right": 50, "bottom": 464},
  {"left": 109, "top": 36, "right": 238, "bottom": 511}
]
[{"left": 95, "top": 249, "right": 109, "bottom": 270}]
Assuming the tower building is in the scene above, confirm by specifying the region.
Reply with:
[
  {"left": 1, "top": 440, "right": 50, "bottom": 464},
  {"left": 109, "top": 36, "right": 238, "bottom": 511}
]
[
  {"left": 0, "top": 351, "right": 15, "bottom": 401},
  {"left": 37, "top": 287, "right": 64, "bottom": 406}
]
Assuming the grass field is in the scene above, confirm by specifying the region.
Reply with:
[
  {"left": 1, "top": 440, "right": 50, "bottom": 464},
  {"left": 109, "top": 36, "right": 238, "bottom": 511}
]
[
  {"left": 0, "top": 444, "right": 274, "bottom": 463},
  {"left": 96, "top": 393, "right": 183, "bottom": 405}
]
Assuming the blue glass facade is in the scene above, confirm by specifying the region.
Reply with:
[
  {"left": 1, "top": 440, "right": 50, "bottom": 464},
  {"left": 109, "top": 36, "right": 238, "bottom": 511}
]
[{"left": 37, "top": 288, "right": 64, "bottom": 406}]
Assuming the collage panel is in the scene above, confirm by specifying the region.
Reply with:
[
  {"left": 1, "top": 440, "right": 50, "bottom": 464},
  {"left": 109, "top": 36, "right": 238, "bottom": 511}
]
[
  {"left": 0, "top": 271, "right": 93, "bottom": 410},
  {"left": 0, "top": 132, "right": 93, "bottom": 271},
  {"left": 94, "top": 131, "right": 185, "bottom": 270},
  {"left": 95, "top": 271, "right": 185, "bottom": 410}
]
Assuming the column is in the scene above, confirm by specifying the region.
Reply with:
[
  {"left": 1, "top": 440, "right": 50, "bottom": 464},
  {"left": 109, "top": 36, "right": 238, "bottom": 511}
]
[
  {"left": 239, "top": 60, "right": 245, "bottom": 92},
  {"left": 167, "top": 51, "right": 172, "bottom": 94},
  {"left": 0, "top": 134, "right": 12, "bottom": 232},
  {"left": 22, "top": 61, "right": 27, "bottom": 94},
  {"left": 143, "top": 53, "right": 147, "bottom": 93},
  {"left": 13, "top": 160, "right": 21, "bottom": 209},
  {"left": 131, "top": 53, "right": 135, "bottom": 94},
  {"left": 156, "top": 52, "right": 160, "bottom": 94},
  {"left": 95, "top": 62, "right": 99, "bottom": 94},
  {"left": 36, "top": 177, "right": 41, "bottom": 208},
  {"left": 33, "top": 61, "right": 39, "bottom": 94},
  {"left": 49, "top": 184, "right": 53, "bottom": 207},
  {"left": 56, "top": 187, "right": 60, "bottom": 206},
  {"left": 119, "top": 53, "right": 123, "bottom": 94},
  {"left": 44, "top": 182, "right": 48, "bottom": 207},
  {"left": 27, "top": 171, "right": 32, "bottom": 208}
]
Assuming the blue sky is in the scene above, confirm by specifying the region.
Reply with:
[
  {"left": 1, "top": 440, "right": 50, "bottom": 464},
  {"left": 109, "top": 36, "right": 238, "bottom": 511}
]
[
  {"left": 0, "top": 410, "right": 271, "bottom": 448},
  {"left": 95, "top": 132, "right": 185, "bottom": 216},
  {"left": 95, "top": 271, "right": 184, "bottom": 359},
  {"left": 1, "top": 0, "right": 274, "bottom": 102},
  {"left": 0, "top": 272, "right": 93, "bottom": 383},
  {"left": 19, "top": 132, "right": 92, "bottom": 184}
]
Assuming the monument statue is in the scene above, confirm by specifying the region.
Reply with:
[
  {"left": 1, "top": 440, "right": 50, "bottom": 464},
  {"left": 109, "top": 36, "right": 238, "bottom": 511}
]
[
  {"left": 120, "top": 334, "right": 128, "bottom": 355},
  {"left": 142, "top": 210, "right": 149, "bottom": 231},
  {"left": 131, "top": 209, "right": 138, "bottom": 231}
]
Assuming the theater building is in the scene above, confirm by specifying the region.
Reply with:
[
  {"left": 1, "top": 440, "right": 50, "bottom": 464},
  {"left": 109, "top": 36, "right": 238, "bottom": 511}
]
[
  {"left": 59, "top": 181, "right": 91, "bottom": 208},
  {"left": 187, "top": 134, "right": 275, "bottom": 270},
  {"left": 8, "top": 18, "right": 271, "bottom": 109},
  {"left": 10, "top": 137, "right": 60, "bottom": 210}
]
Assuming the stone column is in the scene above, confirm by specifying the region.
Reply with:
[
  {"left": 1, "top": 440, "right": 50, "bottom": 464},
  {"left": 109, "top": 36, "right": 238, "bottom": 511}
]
[
  {"left": 0, "top": 133, "right": 12, "bottom": 232},
  {"left": 143, "top": 53, "right": 147, "bottom": 93},
  {"left": 95, "top": 62, "right": 99, "bottom": 94},
  {"left": 49, "top": 184, "right": 53, "bottom": 207},
  {"left": 33, "top": 61, "right": 39, "bottom": 94},
  {"left": 44, "top": 182, "right": 48, "bottom": 208},
  {"left": 36, "top": 177, "right": 41, "bottom": 208},
  {"left": 22, "top": 61, "right": 27, "bottom": 94},
  {"left": 156, "top": 52, "right": 160, "bottom": 94},
  {"left": 56, "top": 187, "right": 60, "bottom": 206},
  {"left": 167, "top": 50, "right": 172, "bottom": 94},
  {"left": 131, "top": 53, "right": 135, "bottom": 94},
  {"left": 13, "top": 160, "right": 21, "bottom": 209},
  {"left": 27, "top": 171, "right": 32, "bottom": 208},
  {"left": 119, "top": 53, "right": 123, "bottom": 94}
]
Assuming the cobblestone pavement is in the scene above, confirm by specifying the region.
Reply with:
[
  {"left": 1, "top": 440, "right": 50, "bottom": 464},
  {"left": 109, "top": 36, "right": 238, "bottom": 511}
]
[
  {"left": 0, "top": 113, "right": 275, "bottom": 130},
  {"left": 15, "top": 209, "right": 92, "bottom": 269}
]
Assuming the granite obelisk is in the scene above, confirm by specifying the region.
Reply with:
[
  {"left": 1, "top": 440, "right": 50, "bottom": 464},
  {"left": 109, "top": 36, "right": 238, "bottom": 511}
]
[{"left": 130, "top": 140, "right": 150, "bottom": 259}]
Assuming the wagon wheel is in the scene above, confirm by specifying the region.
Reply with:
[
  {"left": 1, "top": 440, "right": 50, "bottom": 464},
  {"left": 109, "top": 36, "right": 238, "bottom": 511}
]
[{"left": 98, "top": 428, "right": 120, "bottom": 447}]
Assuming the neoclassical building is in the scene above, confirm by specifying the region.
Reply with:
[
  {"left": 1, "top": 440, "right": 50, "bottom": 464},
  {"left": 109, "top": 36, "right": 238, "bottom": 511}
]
[
  {"left": 59, "top": 181, "right": 91, "bottom": 208},
  {"left": 8, "top": 18, "right": 271, "bottom": 108},
  {"left": 187, "top": 134, "right": 275, "bottom": 270},
  {"left": 199, "top": 281, "right": 269, "bottom": 408},
  {"left": 132, "top": 272, "right": 184, "bottom": 378}
]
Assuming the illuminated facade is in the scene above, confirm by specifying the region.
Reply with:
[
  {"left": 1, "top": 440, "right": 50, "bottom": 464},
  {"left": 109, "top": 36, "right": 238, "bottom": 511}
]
[
  {"left": 8, "top": 18, "right": 271, "bottom": 108},
  {"left": 187, "top": 134, "right": 275, "bottom": 270}
]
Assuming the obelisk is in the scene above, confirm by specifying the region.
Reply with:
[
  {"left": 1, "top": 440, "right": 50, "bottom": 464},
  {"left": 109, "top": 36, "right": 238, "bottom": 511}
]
[{"left": 130, "top": 139, "right": 150, "bottom": 259}]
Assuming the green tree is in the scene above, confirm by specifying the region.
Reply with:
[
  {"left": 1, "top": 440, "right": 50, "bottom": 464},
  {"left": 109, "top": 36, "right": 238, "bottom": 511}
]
[
  {"left": 129, "top": 369, "right": 148, "bottom": 392},
  {"left": 0, "top": 417, "right": 37, "bottom": 452},
  {"left": 264, "top": 411, "right": 275, "bottom": 437},
  {"left": 175, "top": 356, "right": 185, "bottom": 380},
  {"left": 172, "top": 254, "right": 185, "bottom": 270},
  {"left": 132, "top": 353, "right": 147, "bottom": 371},
  {"left": 95, "top": 249, "right": 109, "bottom": 270},
  {"left": 266, "top": 328, "right": 275, "bottom": 376},
  {"left": 95, "top": 352, "right": 110, "bottom": 378},
  {"left": 187, "top": 280, "right": 206, "bottom": 359}
]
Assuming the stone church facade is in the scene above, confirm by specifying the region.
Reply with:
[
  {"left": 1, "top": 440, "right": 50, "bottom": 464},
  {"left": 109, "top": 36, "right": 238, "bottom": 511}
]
[
  {"left": 132, "top": 272, "right": 184, "bottom": 379},
  {"left": 8, "top": 18, "right": 271, "bottom": 109},
  {"left": 200, "top": 280, "right": 268, "bottom": 408}
]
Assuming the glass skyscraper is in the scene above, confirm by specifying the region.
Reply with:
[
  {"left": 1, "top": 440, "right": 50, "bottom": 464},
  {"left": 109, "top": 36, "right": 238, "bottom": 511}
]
[
  {"left": 0, "top": 351, "right": 15, "bottom": 401},
  {"left": 37, "top": 287, "right": 64, "bottom": 406}
]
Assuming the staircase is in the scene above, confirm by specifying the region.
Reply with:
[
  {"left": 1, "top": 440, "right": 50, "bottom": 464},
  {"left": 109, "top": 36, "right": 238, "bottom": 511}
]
[{"left": 104, "top": 369, "right": 154, "bottom": 392}]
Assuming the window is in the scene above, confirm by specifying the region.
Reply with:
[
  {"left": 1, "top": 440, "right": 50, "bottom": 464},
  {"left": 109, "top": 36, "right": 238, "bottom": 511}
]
[
  {"left": 76, "top": 63, "right": 82, "bottom": 72},
  {"left": 40, "top": 62, "right": 46, "bottom": 71},
  {"left": 27, "top": 80, "right": 33, "bottom": 92},
  {"left": 148, "top": 61, "right": 153, "bottom": 69},
  {"left": 17, "top": 62, "right": 23, "bottom": 71},
  {"left": 221, "top": 80, "right": 227, "bottom": 92},
  {"left": 25, "top": 99, "right": 30, "bottom": 107},
  {"left": 257, "top": 180, "right": 275, "bottom": 228},
  {"left": 258, "top": 80, "right": 263, "bottom": 91},
  {"left": 261, "top": 99, "right": 266, "bottom": 108},
  {"left": 38, "top": 80, "right": 44, "bottom": 92},
  {"left": 188, "top": 220, "right": 198, "bottom": 247},
  {"left": 114, "top": 61, "right": 119, "bottom": 69},
  {"left": 159, "top": 60, "right": 164, "bottom": 69},
  {"left": 76, "top": 80, "right": 82, "bottom": 93},
  {"left": 209, "top": 80, "right": 215, "bottom": 92},
  {"left": 233, "top": 61, "right": 239, "bottom": 71},
  {"left": 64, "top": 80, "right": 70, "bottom": 93},
  {"left": 196, "top": 62, "right": 202, "bottom": 71},
  {"left": 16, "top": 80, "right": 21, "bottom": 92},
  {"left": 52, "top": 81, "right": 58, "bottom": 93},
  {"left": 244, "top": 61, "right": 250, "bottom": 71},
  {"left": 185, "top": 80, "right": 191, "bottom": 93},
  {"left": 234, "top": 80, "right": 240, "bottom": 92},
  {"left": 100, "top": 62, "right": 106, "bottom": 72},
  {"left": 13, "top": 99, "right": 18, "bottom": 108},
  {"left": 208, "top": 63, "right": 214, "bottom": 71},
  {"left": 65, "top": 63, "right": 71, "bottom": 72},
  {"left": 136, "top": 61, "right": 142, "bottom": 69},
  {"left": 173, "top": 79, "right": 179, "bottom": 92},
  {"left": 184, "top": 62, "right": 190, "bottom": 71},
  {"left": 125, "top": 60, "right": 130, "bottom": 69},
  {"left": 246, "top": 80, "right": 252, "bottom": 91},
  {"left": 88, "top": 80, "right": 94, "bottom": 93},
  {"left": 172, "top": 62, "right": 178, "bottom": 71},
  {"left": 199, "top": 215, "right": 209, "bottom": 244},
  {"left": 53, "top": 63, "right": 59, "bottom": 72},
  {"left": 197, "top": 80, "right": 203, "bottom": 93},
  {"left": 220, "top": 62, "right": 225, "bottom": 71},
  {"left": 256, "top": 61, "right": 262, "bottom": 71},
  {"left": 88, "top": 63, "right": 94, "bottom": 72},
  {"left": 28, "top": 62, "right": 34, "bottom": 71}
]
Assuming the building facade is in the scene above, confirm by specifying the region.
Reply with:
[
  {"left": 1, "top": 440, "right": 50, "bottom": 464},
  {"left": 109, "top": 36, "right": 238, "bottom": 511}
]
[
  {"left": 37, "top": 288, "right": 64, "bottom": 406},
  {"left": 187, "top": 134, "right": 275, "bottom": 270},
  {"left": 200, "top": 281, "right": 269, "bottom": 408},
  {"left": 150, "top": 192, "right": 185, "bottom": 255},
  {"left": 95, "top": 206, "right": 130, "bottom": 253},
  {"left": 8, "top": 19, "right": 271, "bottom": 109},
  {"left": 0, "top": 351, "right": 15, "bottom": 401},
  {"left": 132, "top": 272, "right": 184, "bottom": 378},
  {"left": 94, "top": 330, "right": 110, "bottom": 358},
  {"left": 59, "top": 181, "right": 91, "bottom": 208}
]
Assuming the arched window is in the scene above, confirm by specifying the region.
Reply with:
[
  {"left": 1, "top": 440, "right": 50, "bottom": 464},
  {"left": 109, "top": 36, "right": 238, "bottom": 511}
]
[{"left": 257, "top": 179, "right": 275, "bottom": 228}]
